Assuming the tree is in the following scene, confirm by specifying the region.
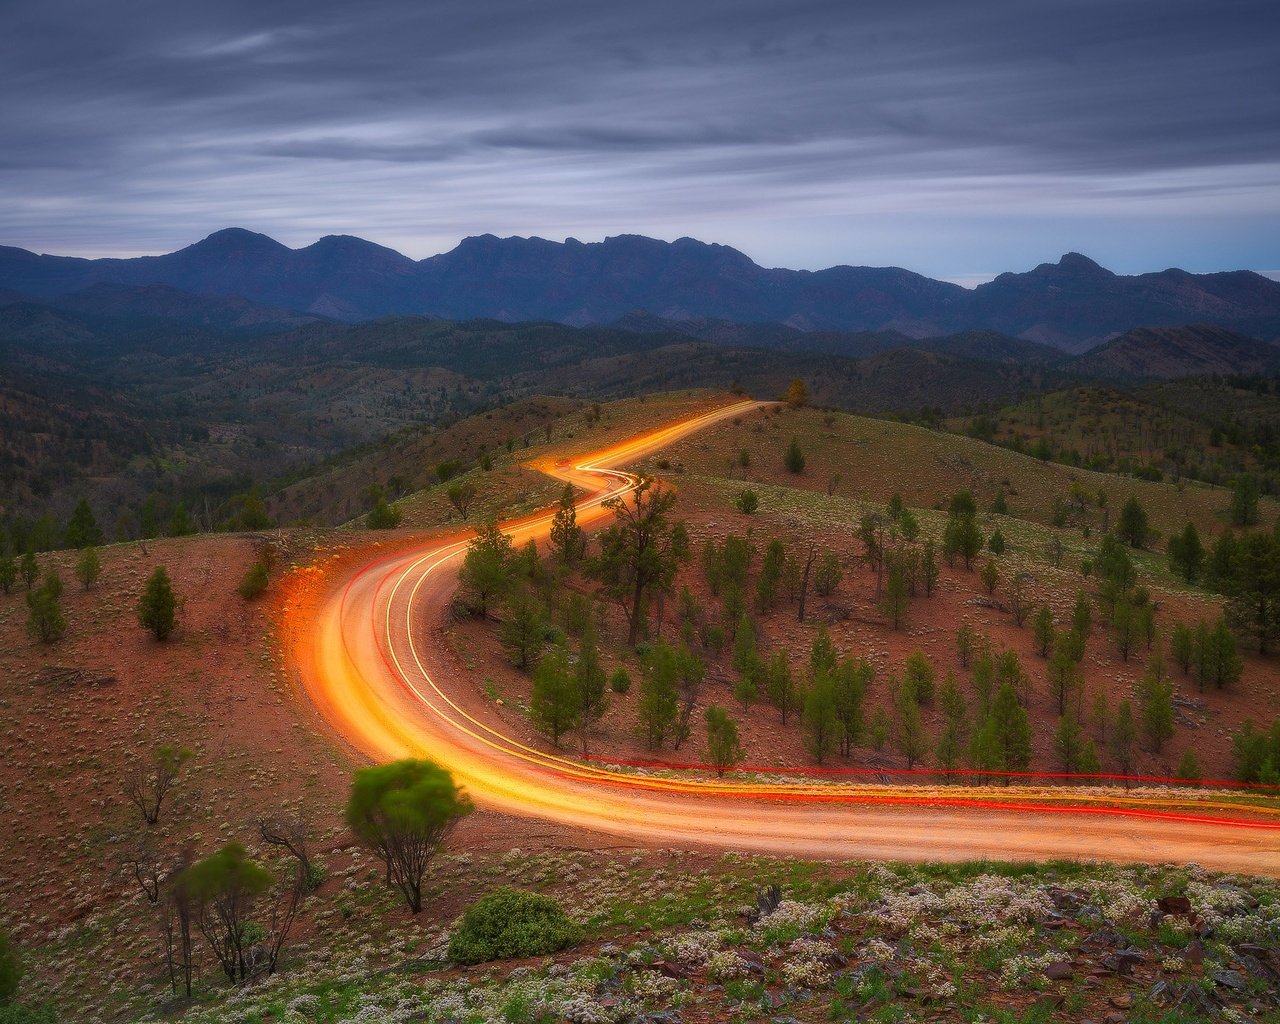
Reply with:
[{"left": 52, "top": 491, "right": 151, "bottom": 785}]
[
  {"left": 1073, "top": 591, "right": 1092, "bottom": 639},
  {"left": 1139, "top": 654, "right": 1175, "bottom": 753},
  {"left": 935, "top": 675, "right": 968, "bottom": 773},
  {"left": 65, "top": 498, "right": 103, "bottom": 549},
  {"left": 500, "top": 591, "right": 550, "bottom": 670},
  {"left": 588, "top": 478, "right": 687, "bottom": 646},
  {"left": 735, "top": 489, "right": 759, "bottom": 515},
  {"left": 0, "top": 554, "right": 14, "bottom": 595},
  {"left": 459, "top": 522, "right": 515, "bottom": 617},
  {"left": 956, "top": 623, "right": 977, "bottom": 669},
  {"left": 124, "top": 745, "right": 191, "bottom": 825},
  {"left": 894, "top": 685, "right": 929, "bottom": 769},
  {"left": 1224, "top": 531, "right": 1280, "bottom": 653},
  {"left": 138, "top": 566, "right": 179, "bottom": 640},
  {"left": 880, "top": 562, "right": 909, "bottom": 629},
  {"left": 1170, "top": 622, "right": 1193, "bottom": 675},
  {"left": 367, "top": 495, "right": 402, "bottom": 529},
  {"left": 980, "top": 558, "right": 999, "bottom": 596},
  {"left": 169, "top": 502, "right": 193, "bottom": 537},
  {"left": 1229, "top": 473, "right": 1261, "bottom": 527},
  {"left": 26, "top": 571, "right": 65, "bottom": 643},
  {"left": 1167, "top": 523, "right": 1204, "bottom": 584},
  {"left": 987, "top": 529, "right": 1006, "bottom": 555},
  {"left": 832, "top": 657, "right": 871, "bottom": 756},
  {"left": 1033, "top": 605, "right": 1055, "bottom": 658},
  {"left": 765, "top": 649, "right": 800, "bottom": 725},
  {"left": 1176, "top": 749, "right": 1201, "bottom": 782},
  {"left": 814, "top": 551, "right": 843, "bottom": 597},
  {"left": 530, "top": 647, "right": 578, "bottom": 746},
  {"left": 942, "top": 502, "right": 983, "bottom": 570},
  {"left": 19, "top": 550, "right": 37, "bottom": 591},
  {"left": 903, "top": 650, "right": 935, "bottom": 705},
  {"left": 550, "top": 484, "right": 583, "bottom": 564},
  {"left": 446, "top": 482, "right": 477, "bottom": 520},
  {"left": 784, "top": 437, "right": 806, "bottom": 474},
  {"left": 183, "top": 842, "right": 274, "bottom": 982},
  {"left": 1112, "top": 700, "right": 1137, "bottom": 779},
  {"left": 1230, "top": 719, "right": 1280, "bottom": 782},
  {"left": 1112, "top": 597, "right": 1139, "bottom": 661},
  {"left": 922, "top": 541, "right": 939, "bottom": 597},
  {"left": 1054, "top": 712, "right": 1087, "bottom": 773},
  {"left": 704, "top": 706, "right": 744, "bottom": 777},
  {"left": 637, "top": 641, "right": 681, "bottom": 749},
  {"left": 783, "top": 378, "right": 808, "bottom": 408},
  {"left": 258, "top": 814, "right": 322, "bottom": 893},
  {"left": 573, "top": 621, "right": 608, "bottom": 752},
  {"left": 1047, "top": 641, "right": 1083, "bottom": 716},
  {"left": 756, "top": 540, "right": 785, "bottom": 611},
  {"left": 345, "top": 759, "right": 471, "bottom": 913},
  {"left": 1117, "top": 496, "right": 1150, "bottom": 548},
  {"left": 984, "top": 682, "right": 1033, "bottom": 778},
  {"left": 803, "top": 675, "right": 839, "bottom": 764}
]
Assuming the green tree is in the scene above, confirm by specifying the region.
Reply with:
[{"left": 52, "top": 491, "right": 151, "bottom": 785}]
[
  {"left": 1033, "top": 605, "right": 1055, "bottom": 658},
  {"left": 980, "top": 557, "right": 999, "bottom": 595},
  {"left": 1117, "top": 496, "right": 1150, "bottom": 548},
  {"left": 19, "top": 550, "right": 38, "bottom": 591},
  {"left": 903, "top": 650, "right": 935, "bottom": 705},
  {"left": 588, "top": 478, "right": 687, "bottom": 646},
  {"left": 935, "top": 674, "right": 968, "bottom": 773},
  {"left": 894, "top": 683, "right": 929, "bottom": 769},
  {"left": 735, "top": 489, "right": 759, "bottom": 515},
  {"left": 1224, "top": 531, "right": 1280, "bottom": 653},
  {"left": 169, "top": 502, "right": 193, "bottom": 537},
  {"left": 880, "top": 562, "right": 909, "bottom": 628},
  {"left": 138, "top": 566, "right": 178, "bottom": 640},
  {"left": 1167, "top": 522, "right": 1204, "bottom": 583},
  {"left": 704, "top": 706, "right": 744, "bottom": 777},
  {"left": 1072, "top": 590, "right": 1092, "bottom": 638},
  {"left": 1047, "top": 640, "right": 1083, "bottom": 716},
  {"left": 987, "top": 529, "right": 1006, "bottom": 555},
  {"left": 233, "top": 488, "right": 273, "bottom": 530},
  {"left": 1176, "top": 749, "right": 1201, "bottom": 781},
  {"left": 26, "top": 572, "right": 65, "bottom": 644},
  {"left": 764, "top": 649, "right": 800, "bottom": 725},
  {"left": 182, "top": 842, "right": 273, "bottom": 982},
  {"left": 833, "top": 657, "right": 871, "bottom": 756},
  {"left": 65, "top": 498, "right": 103, "bottom": 549},
  {"left": 1229, "top": 473, "right": 1261, "bottom": 527},
  {"left": 500, "top": 591, "right": 550, "bottom": 670},
  {"left": 367, "top": 495, "right": 402, "bottom": 529},
  {"left": 756, "top": 540, "right": 785, "bottom": 611},
  {"left": 942, "top": 501, "right": 984, "bottom": 571},
  {"left": 123, "top": 744, "right": 192, "bottom": 825},
  {"left": 1170, "top": 622, "right": 1193, "bottom": 674},
  {"left": 609, "top": 667, "right": 631, "bottom": 694},
  {"left": 814, "top": 551, "right": 842, "bottom": 597},
  {"left": 530, "top": 647, "right": 578, "bottom": 746},
  {"left": 573, "top": 621, "right": 608, "bottom": 752},
  {"left": 549, "top": 485, "right": 583, "bottom": 564},
  {"left": 459, "top": 521, "right": 515, "bottom": 617},
  {"left": 956, "top": 623, "right": 977, "bottom": 669},
  {"left": 1112, "top": 700, "right": 1138, "bottom": 779},
  {"left": 1112, "top": 597, "right": 1139, "bottom": 661},
  {"left": 1231, "top": 719, "right": 1280, "bottom": 783},
  {"left": 637, "top": 641, "right": 681, "bottom": 749},
  {"left": 1054, "top": 711, "right": 1087, "bottom": 773},
  {"left": 984, "top": 682, "right": 1033, "bottom": 779},
  {"left": 0, "top": 554, "right": 14, "bottom": 595},
  {"left": 345, "top": 759, "right": 471, "bottom": 913},
  {"left": 1138, "top": 654, "right": 1175, "bottom": 754},
  {"left": 784, "top": 437, "right": 805, "bottom": 474},
  {"left": 803, "top": 675, "right": 839, "bottom": 764}
]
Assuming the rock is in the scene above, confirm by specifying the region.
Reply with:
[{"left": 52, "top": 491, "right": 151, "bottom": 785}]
[
  {"left": 1109, "top": 992, "right": 1132, "bottom": 1009},
  {"left": 1102, "top": 949, "right": 1146, "bottom": 974},
  {"left": 1081, "top": 927, "right": 1122, "bottom": 951},
  {"left": 1240, "top": 953, "right": 1278, "bottom": 983},
  {"left": 1185, "top": 940, "right": 1206, "bottom": 967},
  {"left": 1103, "top": 1012, "right": 1126, "bottom": 1024},
  {"left": 1157, "top": 895, "right": 1192, "bottom": 916},
  {"left": 646, "top": 1013, "right": 681, "bottom": 1024},
  {"left": 1213, "top": 969, "right": 1248, "bottom": 992},
  {"left": 1045, "top": 961, "right": 1074, "bottom": 981}
]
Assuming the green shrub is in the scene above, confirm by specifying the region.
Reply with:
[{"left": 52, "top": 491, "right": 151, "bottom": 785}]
[
  {"left": 0, "top": 928, "right": 21, "bottom": 1006},
  {"left": 238, "top": 560, "right": 269, "bottom": 600},
  {"left": 609, "top": 668, "right": 631, "bottom": 694},
  {"left": 735, "top": 490, "right": 758, "bottom": 515},
  {"left": 447, "top": 887, "right": 582, "bottom": 964}
]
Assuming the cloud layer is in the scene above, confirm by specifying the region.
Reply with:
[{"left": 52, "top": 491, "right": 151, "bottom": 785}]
[{"left": 3, "top": 0, "right": 1278, "bottom": 276}]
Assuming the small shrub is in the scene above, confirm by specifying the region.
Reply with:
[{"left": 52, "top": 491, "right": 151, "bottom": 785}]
[
  {"left": 735, "top": 490, "right": 759, "bottom": 515},
  {"left": 447, "top": 887, "right": 582, "bottom": 964},
  {"left": 238, "top": 561, "right": 269, "bottom": 600},
  {"left": 609, "top": 668, "right": 631, "bottom": 694}
]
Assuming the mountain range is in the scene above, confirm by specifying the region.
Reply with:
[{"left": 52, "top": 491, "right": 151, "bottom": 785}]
[{"left": 3, "top": 229, "right": 1279, "bottom": 351}]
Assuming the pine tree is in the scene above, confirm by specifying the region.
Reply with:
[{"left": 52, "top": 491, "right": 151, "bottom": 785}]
[
  {"left": 765, "top": 649, "right": 799, "bottom": 725},
  {"left": 572, "top": 621, "right": 608, "bottom": 752},
  {"left": 499, "top": 591, "right": 550, "bottom": 670},
  {"left": 1112, "top": 700, "right": 1137, "bottom": 779},
  {"left": 894, "top": 684, "right": 929, "bottom": 769},
  {"left": 637, "top": 642, "right": 681, "bottom": 749},
  {"left": 26, "top": 571, "right": 66, "bottom": 643},
  {"left": 530, "top": 647, "right": 578, "bottom": 746},
  {"left": 459, "top": 521, "right": 515, "bottom": 617},
  {"left": 784, "top": 437, "right": 806, "bottom": 474},
  {"left": 549, "top": 485, "right": 583, "bottom": 564},
  {"left": 1167, "top": 522, "right": 1204, "bottom": 583},
  {"left": 65, "top": 498, "right": 103, "bottom": 549},
  {"left": 1054, "top": 712, "right": 1086, "bottom": 773},
  {"left": 138, "top": 566, "right": 178, "bottom": 640},
  {"left": 1138, "top": 653, "right": 1175, "bottom": 753},
  {"left": 832, "top": 657, "right": 871, "bottom": 757},
  {"left": 986, "top": 682, "right": 1033, "bottom": 779},
  {"left": 704, "top": 706, "right": 744, "bottom": 776},
  {"left": 1117, "top": 496, "right": 1150, "bottom": 548},
  {"left": 1033, "top": 604, "right": 1055, "bottom": 658},
  {"left": 880, "top": 563, "right": 909, "bottom": 628},
  {"left": 75, "top": 547, "right": 101, "bottom": 590}
]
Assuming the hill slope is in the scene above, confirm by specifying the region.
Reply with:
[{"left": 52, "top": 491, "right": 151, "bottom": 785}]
[{"left": 1070, "top": 324, "right": 1280, "bottom": 381}]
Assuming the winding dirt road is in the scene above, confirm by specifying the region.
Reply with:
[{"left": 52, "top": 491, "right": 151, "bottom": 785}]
[{"left": 289, "top": 400, "right": 1280, "bottom": 876}]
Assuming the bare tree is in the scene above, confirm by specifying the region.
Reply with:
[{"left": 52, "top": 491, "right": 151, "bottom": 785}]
[
  {"left": 160, "top": 846, "right": 196, "bottom": 999},
  {"left": 797, "top": 543, "right": 817, "bottom": 623},
  {"left": 125, "top": 834, "right": 163, "bottom": 904},
  {"left": 257, "top": 814, "right": 321, "bottom": 892},
  {"left": 124, "top": 746, "right": 192, "bottom": 826},
  {"left": 447, "top": 481, "right": 477, "bottom": 519}
]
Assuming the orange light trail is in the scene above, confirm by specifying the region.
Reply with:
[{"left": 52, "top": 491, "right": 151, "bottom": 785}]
[{"left": 284, "top": 400, "right": 1280, "bottom": 874}]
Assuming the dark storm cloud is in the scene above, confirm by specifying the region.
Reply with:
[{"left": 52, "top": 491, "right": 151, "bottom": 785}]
[{"left": 1, "top": 0, "right": 1277, "bottom": 275}]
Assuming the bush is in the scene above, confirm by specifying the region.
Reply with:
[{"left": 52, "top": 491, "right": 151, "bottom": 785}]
[
  {"left": 447, "top": 887, "right": 582, "bottom": 964},
  {"left": 0, "top": 928, "right": 20, "bottom": 1006},
  {"left": 609, "top": 668, "right": 631, "bottom": 694},
  {"left": 735, "top": 490, "right": 758, "bottom": 515},
  {"left": 238, "top": 560, "right": 269, "bottom": 600}
]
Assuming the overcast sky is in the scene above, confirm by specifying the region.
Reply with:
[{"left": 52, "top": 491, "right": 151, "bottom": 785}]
[{"left": 3, "top": 0, "right": 1279, "bottom": 281}]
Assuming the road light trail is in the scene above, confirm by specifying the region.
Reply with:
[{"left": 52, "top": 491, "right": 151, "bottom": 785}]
[{"left": 287, "top": 400, "right": 1280, "bottom": 875}]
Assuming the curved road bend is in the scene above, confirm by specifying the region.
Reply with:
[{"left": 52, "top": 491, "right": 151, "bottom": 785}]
[{"left": 291, "top": 399, "right": 1280, "bottom": 876}]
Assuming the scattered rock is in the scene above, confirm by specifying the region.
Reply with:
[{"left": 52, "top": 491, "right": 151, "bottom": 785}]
[
  {"left": 1045, "top": 960, "right": 1073, "bottom": 981},
  {"left": 1157, "top": 895, "right": 1192, "bottom": 916},
  {"left": 1212, "top": 969, "right": 1248, "bottom": 992},
  {"left": 1109, "top": 992, "right": 1132, "bottom": 1009}
]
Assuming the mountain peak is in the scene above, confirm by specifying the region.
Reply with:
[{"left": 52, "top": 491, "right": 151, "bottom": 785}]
[
  {"left": 189, "top": 227, "right": 289, "bottom": 254},
  {"left": 1056, "top": 252, "right": 1111, "bottom": 275}
]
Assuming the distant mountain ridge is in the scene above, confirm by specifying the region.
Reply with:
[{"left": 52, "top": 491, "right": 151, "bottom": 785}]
[{"left": 2, "top": 228, "right": 1279, "bottom": 350}]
